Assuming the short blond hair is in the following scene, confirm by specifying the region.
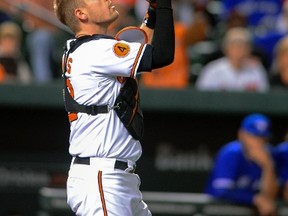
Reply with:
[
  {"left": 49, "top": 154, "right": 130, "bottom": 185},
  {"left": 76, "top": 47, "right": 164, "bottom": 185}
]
[
  {"left": 223, "top": 27, "right": 251, "bottom": 46},
  {"left": 54, "top": 0, "right": 86, "bottom": 33}
]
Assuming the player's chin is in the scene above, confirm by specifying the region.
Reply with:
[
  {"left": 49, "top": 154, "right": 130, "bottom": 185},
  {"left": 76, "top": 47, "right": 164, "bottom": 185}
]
[{"left": 101, "top": 12, "right": 119, "bottom": 26}]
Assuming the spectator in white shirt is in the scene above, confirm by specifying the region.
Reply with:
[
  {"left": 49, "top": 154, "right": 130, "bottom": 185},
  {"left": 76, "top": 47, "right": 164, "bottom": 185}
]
[{"left": 195, "top": 27, "right": 269, "bottom": 92}]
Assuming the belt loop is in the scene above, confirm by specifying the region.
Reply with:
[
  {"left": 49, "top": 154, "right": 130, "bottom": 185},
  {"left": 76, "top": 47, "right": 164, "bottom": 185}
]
[
  {"left": 71, "top": 157, "right": 76, "bottom": 168},
  {"left": 126, "top": 160, "right": 136, "bottom": 173}
]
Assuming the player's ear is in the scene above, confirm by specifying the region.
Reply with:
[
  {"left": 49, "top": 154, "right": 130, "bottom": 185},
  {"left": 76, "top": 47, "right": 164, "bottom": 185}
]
[{"left": 75, "top": 8, "right": 88, "bottom": 22}]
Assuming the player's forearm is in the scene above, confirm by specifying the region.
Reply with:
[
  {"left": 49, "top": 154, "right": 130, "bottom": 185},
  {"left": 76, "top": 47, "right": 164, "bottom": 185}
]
[
  {"left": 253, "top": 194, "right": 277, "bottom": 216},
  {"left": 151, "top": 0, "right": 175, "bottom": 68},
  {"left": 140, "top": 5, "right": 155, "bottom": 44},
  {"left": 246, "top": 147, "right": 278, "bottom": 198},
  {"left": 260, "top": 165, "right": 278, "bottom": 199}
]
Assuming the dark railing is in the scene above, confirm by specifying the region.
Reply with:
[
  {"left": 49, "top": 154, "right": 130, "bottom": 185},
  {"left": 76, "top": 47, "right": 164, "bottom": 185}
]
[{"left": 1, "top": 82, "right": 288, "bottom": 116}]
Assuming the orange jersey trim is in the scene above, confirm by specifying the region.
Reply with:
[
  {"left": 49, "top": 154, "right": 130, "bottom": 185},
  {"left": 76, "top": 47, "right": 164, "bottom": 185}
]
[
  {"left": 131, "top": 44, "right": 145, "bottom": 78},
  {"left": 98, "top": 171, "right": 108, "bottom": 216}
]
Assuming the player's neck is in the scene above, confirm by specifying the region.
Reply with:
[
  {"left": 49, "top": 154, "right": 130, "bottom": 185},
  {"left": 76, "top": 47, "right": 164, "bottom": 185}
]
[{"left": 76, "top": 25, "right": 108, "bottom": 38}]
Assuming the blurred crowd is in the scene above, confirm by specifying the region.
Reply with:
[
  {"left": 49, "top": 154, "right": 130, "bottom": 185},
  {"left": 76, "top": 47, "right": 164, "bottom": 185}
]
[
  {"left": 0, "top": 0, "right": 288, "bottom": 91},
  {"left": 0, "top": 0, "right": 71, "bottom": 84}
]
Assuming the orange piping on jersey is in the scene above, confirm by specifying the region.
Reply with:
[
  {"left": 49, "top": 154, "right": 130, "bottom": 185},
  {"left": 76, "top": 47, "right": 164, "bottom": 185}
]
[
  {"left": 131, "top": 44, "right": 145, "bottom": 78},
  {"left": 98, "top": 171, "right": 108, "bottom": 216},
  {"left": 115, "top": 26, "right": 148, "bottom": 43},
  {"left": 68, "top": 112, "right": 78, "bottom": 122}
]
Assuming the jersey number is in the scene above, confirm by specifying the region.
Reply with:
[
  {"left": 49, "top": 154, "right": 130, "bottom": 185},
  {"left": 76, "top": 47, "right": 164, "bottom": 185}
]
[{"left": 66, "top": 57, "right": 75, "bottom": 97}]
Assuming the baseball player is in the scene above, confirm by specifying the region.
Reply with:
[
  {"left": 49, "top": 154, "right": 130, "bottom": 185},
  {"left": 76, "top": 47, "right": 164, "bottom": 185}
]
[
  {"left": 205, "top": 114, "right": 278, "bottom": 216},
  {"left": 53, "top": 0, "right": 174, "bottom": 215}
]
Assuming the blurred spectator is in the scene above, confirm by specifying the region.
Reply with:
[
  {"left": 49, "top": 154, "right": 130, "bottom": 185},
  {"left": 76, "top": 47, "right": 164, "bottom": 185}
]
[
  {"left": 22, "top": 0, "right": 63, "bottom": 83},
  {"left": 251, "top": 0, "right": 288, "bottom": 69},
  {"left": 0, "top": 1, "right": 15, "bottom": 24},
  {"left": 0, "top": 0, "right": 70, "bottom": 83},
  {"left": 184, "top": 0, "right": 214, "bottom": 44},
  {"left": 221, "top": 0, "right": 282, "bottom": 33},
  {"left": 140, "top": 0, "right": 211, "bottom": 88},
  {"left": 219, "top": 0, "right": 284, "bottom": 68},
  {"left": 0, "top": 21, "right": 32, "bottom": 84},
  {"left": 0, "top": 11, "right": 11, "bottom": 24},
  {"left": 205, "top": 113, "right": 278, "bottom": 216},
  {"left": 195, "top": 27, "right": 269, "bottom": 92},
  {"left": 25, "top": 28, "right": 56, "bottom": 83},
  {"left": 204, "top": 9, "right": 271, "bottom": 71},
  {"left": 276, "top": 0, "right": 288, "bottom": 34},
  {"left": 270, "top": 35, "right": 288, "bottom": 89},
  {"left": 260, "top": 1, "right": 288, "bottom": 77}
]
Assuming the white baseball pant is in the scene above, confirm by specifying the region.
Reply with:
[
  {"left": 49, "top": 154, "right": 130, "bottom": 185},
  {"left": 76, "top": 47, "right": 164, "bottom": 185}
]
[{"left": 67, "top": 157, "right": 152, "bottom": 216}]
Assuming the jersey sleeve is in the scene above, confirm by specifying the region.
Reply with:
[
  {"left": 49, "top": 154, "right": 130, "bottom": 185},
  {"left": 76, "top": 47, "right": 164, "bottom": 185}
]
[
  {"left": 137, "top": 45, "right": 153, "bottom": 73},
  {"left": 208, "top": 147, "right": 255, "bottom": 205},
  {"left": 213, "top": 149, "right": 241, "bottom": 185},
  {"left": 85, "top": 39, "right": 147, "bottom": 78}
]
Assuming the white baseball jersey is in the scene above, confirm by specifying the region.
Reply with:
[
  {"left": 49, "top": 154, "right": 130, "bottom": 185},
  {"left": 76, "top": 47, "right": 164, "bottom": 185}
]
[
  {"left": 64, "top": 35, "right": 152, "bottom": 216},
  {"left": 64, "top": 35, "right": 148, "bottom": 162}
]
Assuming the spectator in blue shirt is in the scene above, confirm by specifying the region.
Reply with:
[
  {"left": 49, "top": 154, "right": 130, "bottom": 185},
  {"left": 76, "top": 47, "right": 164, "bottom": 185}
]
[
  {"left": 221, "top": 0, "right": 282, "bottom": 29},
  {"left": 205, "top": 113, "right": 278, "bottom": 216}
]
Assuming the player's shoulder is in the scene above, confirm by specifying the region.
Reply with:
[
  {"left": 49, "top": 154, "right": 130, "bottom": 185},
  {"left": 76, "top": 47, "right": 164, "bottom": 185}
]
[
  {"left": 214, "top": 140, "right": 243, "bottom": 164},
  {"left": 220, "top": 140, "right": 243, "bottom": 154},
  {"left": 81, "top": 36, "right": 116, "bottom": 47},
  {"left": 80, "top": 37, "right": 138, "bottom": 50},
  {"left": 66, "top": 34, "right": 116, "bottom": 51}
]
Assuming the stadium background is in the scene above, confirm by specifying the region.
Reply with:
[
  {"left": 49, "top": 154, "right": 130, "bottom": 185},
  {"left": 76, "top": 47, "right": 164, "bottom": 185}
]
[
  {"left": 1, "top": 0, "right": 288, "bottom": 215},
  {"left": 1, "top": 83, "right": 288, "bottom": 215}
]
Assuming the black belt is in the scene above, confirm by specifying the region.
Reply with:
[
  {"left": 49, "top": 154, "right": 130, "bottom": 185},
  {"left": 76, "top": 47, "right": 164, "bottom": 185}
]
[{"left": 73, "top": 157, "right": 135, "bottom": 173}]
